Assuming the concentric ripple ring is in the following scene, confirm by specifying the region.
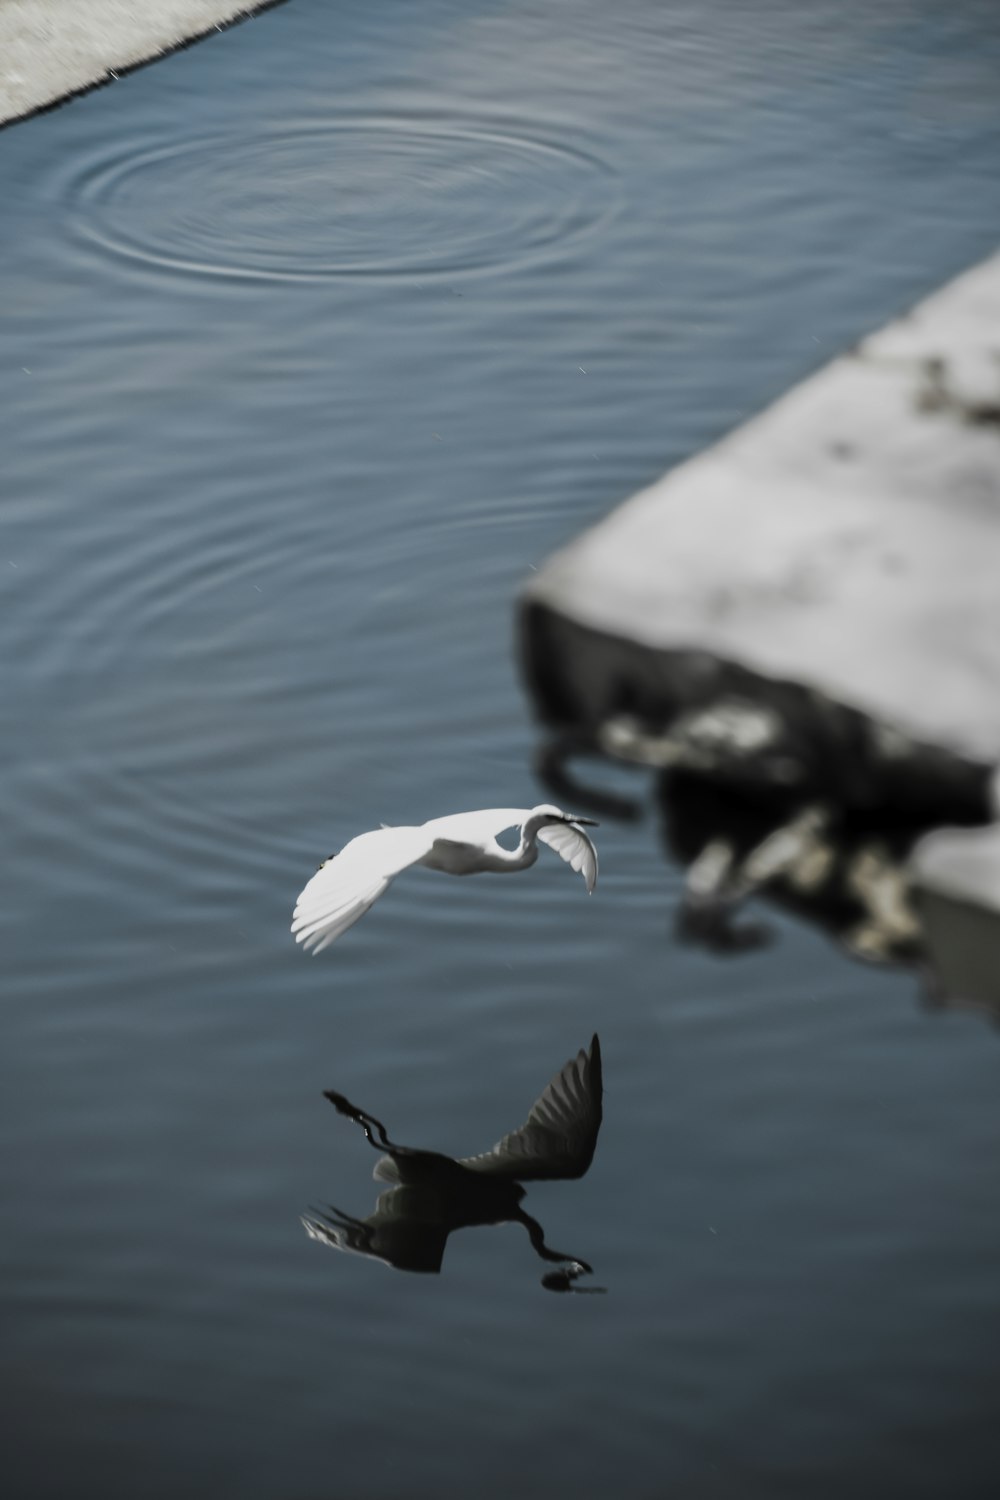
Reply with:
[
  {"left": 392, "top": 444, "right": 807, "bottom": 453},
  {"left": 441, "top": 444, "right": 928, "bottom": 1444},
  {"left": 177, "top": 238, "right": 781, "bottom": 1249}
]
[{"left": 68, "top": 115, "right": 617, "bottom": 283}]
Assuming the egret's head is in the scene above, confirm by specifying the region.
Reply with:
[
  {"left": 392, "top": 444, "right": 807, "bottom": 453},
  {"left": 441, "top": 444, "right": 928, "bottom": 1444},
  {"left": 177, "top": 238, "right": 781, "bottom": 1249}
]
[{"left": 532, "top": 803, "right": 599, "bottom": 828}]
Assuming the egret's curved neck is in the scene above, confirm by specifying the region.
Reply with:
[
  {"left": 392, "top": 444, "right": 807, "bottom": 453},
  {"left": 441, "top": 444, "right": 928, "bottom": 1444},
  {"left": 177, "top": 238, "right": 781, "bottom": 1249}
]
[
  {"left": 521, "top": 810, "right": 553, "bottom": 846},
  {"left": 483, "top": 813, "right": 554, "bottom": 874},
  {"left": 511, "top": 810, "right": 561, "bottom": 867},
  {"left": 488, "top": 836, "right": 539, "bottom": 874},
  {"left": 476, "top": 819, "right": 546, "bottom": 874}
]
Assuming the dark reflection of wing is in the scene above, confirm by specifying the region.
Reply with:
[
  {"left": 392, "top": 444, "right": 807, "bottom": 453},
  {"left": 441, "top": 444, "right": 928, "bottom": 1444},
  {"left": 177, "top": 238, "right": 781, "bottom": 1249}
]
[
  {"left": 458, "top": 1035, "right": 602, "bottom": 1181},
  {"left": 303, "top": 1186, "right": 457, "bottom": 1274}
]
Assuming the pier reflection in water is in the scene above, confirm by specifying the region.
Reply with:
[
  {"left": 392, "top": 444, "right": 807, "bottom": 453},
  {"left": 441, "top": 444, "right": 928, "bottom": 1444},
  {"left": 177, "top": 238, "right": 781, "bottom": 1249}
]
[
  {"left": 304, "top": 1037, "right": 604, "bottom": 1293},
  {"left": 535, "top": 701, "right": 997, "bottom": 1011}
]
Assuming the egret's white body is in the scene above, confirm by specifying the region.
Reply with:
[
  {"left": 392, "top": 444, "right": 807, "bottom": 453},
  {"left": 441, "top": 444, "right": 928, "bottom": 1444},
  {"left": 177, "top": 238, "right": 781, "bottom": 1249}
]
[{"left": 292, "top": 803, "right": 598, "bottom": 954}]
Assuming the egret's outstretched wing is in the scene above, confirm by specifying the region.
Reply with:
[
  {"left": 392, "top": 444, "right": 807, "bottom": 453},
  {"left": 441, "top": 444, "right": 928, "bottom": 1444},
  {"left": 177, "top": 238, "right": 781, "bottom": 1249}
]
[
  {"left": 538, "top": 820, "right": 599, "bottom": 893},
  {"left": 460, "top": 1036, "right": 603, "bottom": 1181},
  {"left": 291, "top": 825, "right": 430, "bottom": 953}
]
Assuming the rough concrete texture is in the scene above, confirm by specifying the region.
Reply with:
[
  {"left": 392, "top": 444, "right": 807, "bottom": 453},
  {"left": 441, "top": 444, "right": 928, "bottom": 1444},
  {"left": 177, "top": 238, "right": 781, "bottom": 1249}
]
[
  {"left": 0, "top": 0, "right": 274, "bottom": 125},
  {"left": 524, "top": 251, "right": 1000, "bottom": 768}
]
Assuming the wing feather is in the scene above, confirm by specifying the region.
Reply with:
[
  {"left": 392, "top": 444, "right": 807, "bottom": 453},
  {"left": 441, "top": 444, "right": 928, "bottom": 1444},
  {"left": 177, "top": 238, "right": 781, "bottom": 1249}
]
[
  {"left": 291, "top": 826, "right": 430, "bottom": 953},
  {"left": 460, "top": 1035, "right": 603, "bottom": 1180},
  {"left": 537, "top": 821, "right": 599, "bottom": 893}
]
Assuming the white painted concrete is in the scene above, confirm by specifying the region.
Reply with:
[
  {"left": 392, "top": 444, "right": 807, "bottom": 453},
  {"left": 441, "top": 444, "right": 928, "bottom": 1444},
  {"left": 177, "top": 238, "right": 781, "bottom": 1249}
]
[
  {"left": 0, "top": 0, "right": 274, "bottom": 125},
  {"left": 525, "top": 251, "right": 1000, "bottom": 767}
]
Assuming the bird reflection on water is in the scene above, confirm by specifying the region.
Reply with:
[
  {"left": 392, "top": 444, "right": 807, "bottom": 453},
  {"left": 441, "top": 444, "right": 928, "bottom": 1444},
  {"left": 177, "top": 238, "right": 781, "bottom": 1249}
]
[{"left": 303, "top": 1036, "right": 605, "bottom": 1293}]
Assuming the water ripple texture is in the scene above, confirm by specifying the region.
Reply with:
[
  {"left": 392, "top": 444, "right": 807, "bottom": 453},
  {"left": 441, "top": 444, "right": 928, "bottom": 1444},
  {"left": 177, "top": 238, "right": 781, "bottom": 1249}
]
[{"left": 64, "top": 114, "right": 617, "bottom": 283}]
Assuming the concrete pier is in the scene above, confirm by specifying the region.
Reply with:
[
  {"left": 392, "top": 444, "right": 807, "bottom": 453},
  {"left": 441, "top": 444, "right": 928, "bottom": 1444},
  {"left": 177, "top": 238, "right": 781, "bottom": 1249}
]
[
  {"left": 0, "top": 0, "right": 279, "bottom": 126},
  {"left": 523, "top": 251, "right": 1000, "bottom": 772},
  {"left": 521, "top": 251, "right": 1000, "bottom": 1006}
]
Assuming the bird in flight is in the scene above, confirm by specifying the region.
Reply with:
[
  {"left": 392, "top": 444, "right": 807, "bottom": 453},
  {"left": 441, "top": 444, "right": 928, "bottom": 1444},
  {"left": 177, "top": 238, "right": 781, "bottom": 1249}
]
[{"left": 291, "top": 803, "right": 599, "bottom": 953}]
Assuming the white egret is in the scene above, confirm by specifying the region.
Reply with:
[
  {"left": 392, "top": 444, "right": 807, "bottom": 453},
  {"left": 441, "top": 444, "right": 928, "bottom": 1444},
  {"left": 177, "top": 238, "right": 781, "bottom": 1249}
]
[{"left": 291, "top": 803, "right": 599, "bottom": 953}]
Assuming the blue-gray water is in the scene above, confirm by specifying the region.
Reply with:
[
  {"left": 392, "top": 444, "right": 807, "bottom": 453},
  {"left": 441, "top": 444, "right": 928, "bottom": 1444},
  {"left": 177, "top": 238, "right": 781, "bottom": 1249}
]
[{"left": 4, "top": 2, "right": 1000, "bottom": 1495}]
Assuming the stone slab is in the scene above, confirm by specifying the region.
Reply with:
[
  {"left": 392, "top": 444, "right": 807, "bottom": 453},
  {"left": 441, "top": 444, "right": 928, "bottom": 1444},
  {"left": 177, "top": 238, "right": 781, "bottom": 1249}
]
[
  {"left": 523, "top": 251, "right": 1000, "bottom": 769},
  {"left": 0, "top": 0, "right": 279, "bottom": 125}
]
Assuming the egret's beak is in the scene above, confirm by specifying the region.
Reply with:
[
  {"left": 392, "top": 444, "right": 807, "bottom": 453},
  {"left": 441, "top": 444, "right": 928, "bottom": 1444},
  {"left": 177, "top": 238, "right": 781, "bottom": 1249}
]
[{"left": 568, "top": 816, "right": 599, "bottom": 827}]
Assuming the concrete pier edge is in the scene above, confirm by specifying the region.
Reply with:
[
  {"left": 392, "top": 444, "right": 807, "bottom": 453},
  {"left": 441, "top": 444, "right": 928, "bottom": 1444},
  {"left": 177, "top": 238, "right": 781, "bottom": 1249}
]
[{"left": 0, "top": 0, "right": 289, "bottom": 130}]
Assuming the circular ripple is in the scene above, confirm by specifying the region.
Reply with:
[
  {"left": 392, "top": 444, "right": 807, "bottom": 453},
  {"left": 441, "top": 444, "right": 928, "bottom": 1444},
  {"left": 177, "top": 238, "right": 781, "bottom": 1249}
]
[{"left": 70, "top": 116, "right": 615, "bottom": 283}]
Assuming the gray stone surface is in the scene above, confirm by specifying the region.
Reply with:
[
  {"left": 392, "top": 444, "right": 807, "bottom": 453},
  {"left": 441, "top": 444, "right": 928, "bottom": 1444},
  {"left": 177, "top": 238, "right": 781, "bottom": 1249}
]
[
  {"left": 0, "top": 0, "right": 275, "bottom": 125},
  {"left": 523, "top": 251, "right": 1000, "bottom": 769},
  {"left": 522, "top": 250, "right": 1000, "bottom": 997}
]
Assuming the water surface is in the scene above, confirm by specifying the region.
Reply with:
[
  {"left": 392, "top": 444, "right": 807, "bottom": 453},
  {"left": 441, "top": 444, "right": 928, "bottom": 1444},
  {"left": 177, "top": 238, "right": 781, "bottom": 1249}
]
[{"left": 4, "top": 2, "right": 1000, "bottom": 1496}]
